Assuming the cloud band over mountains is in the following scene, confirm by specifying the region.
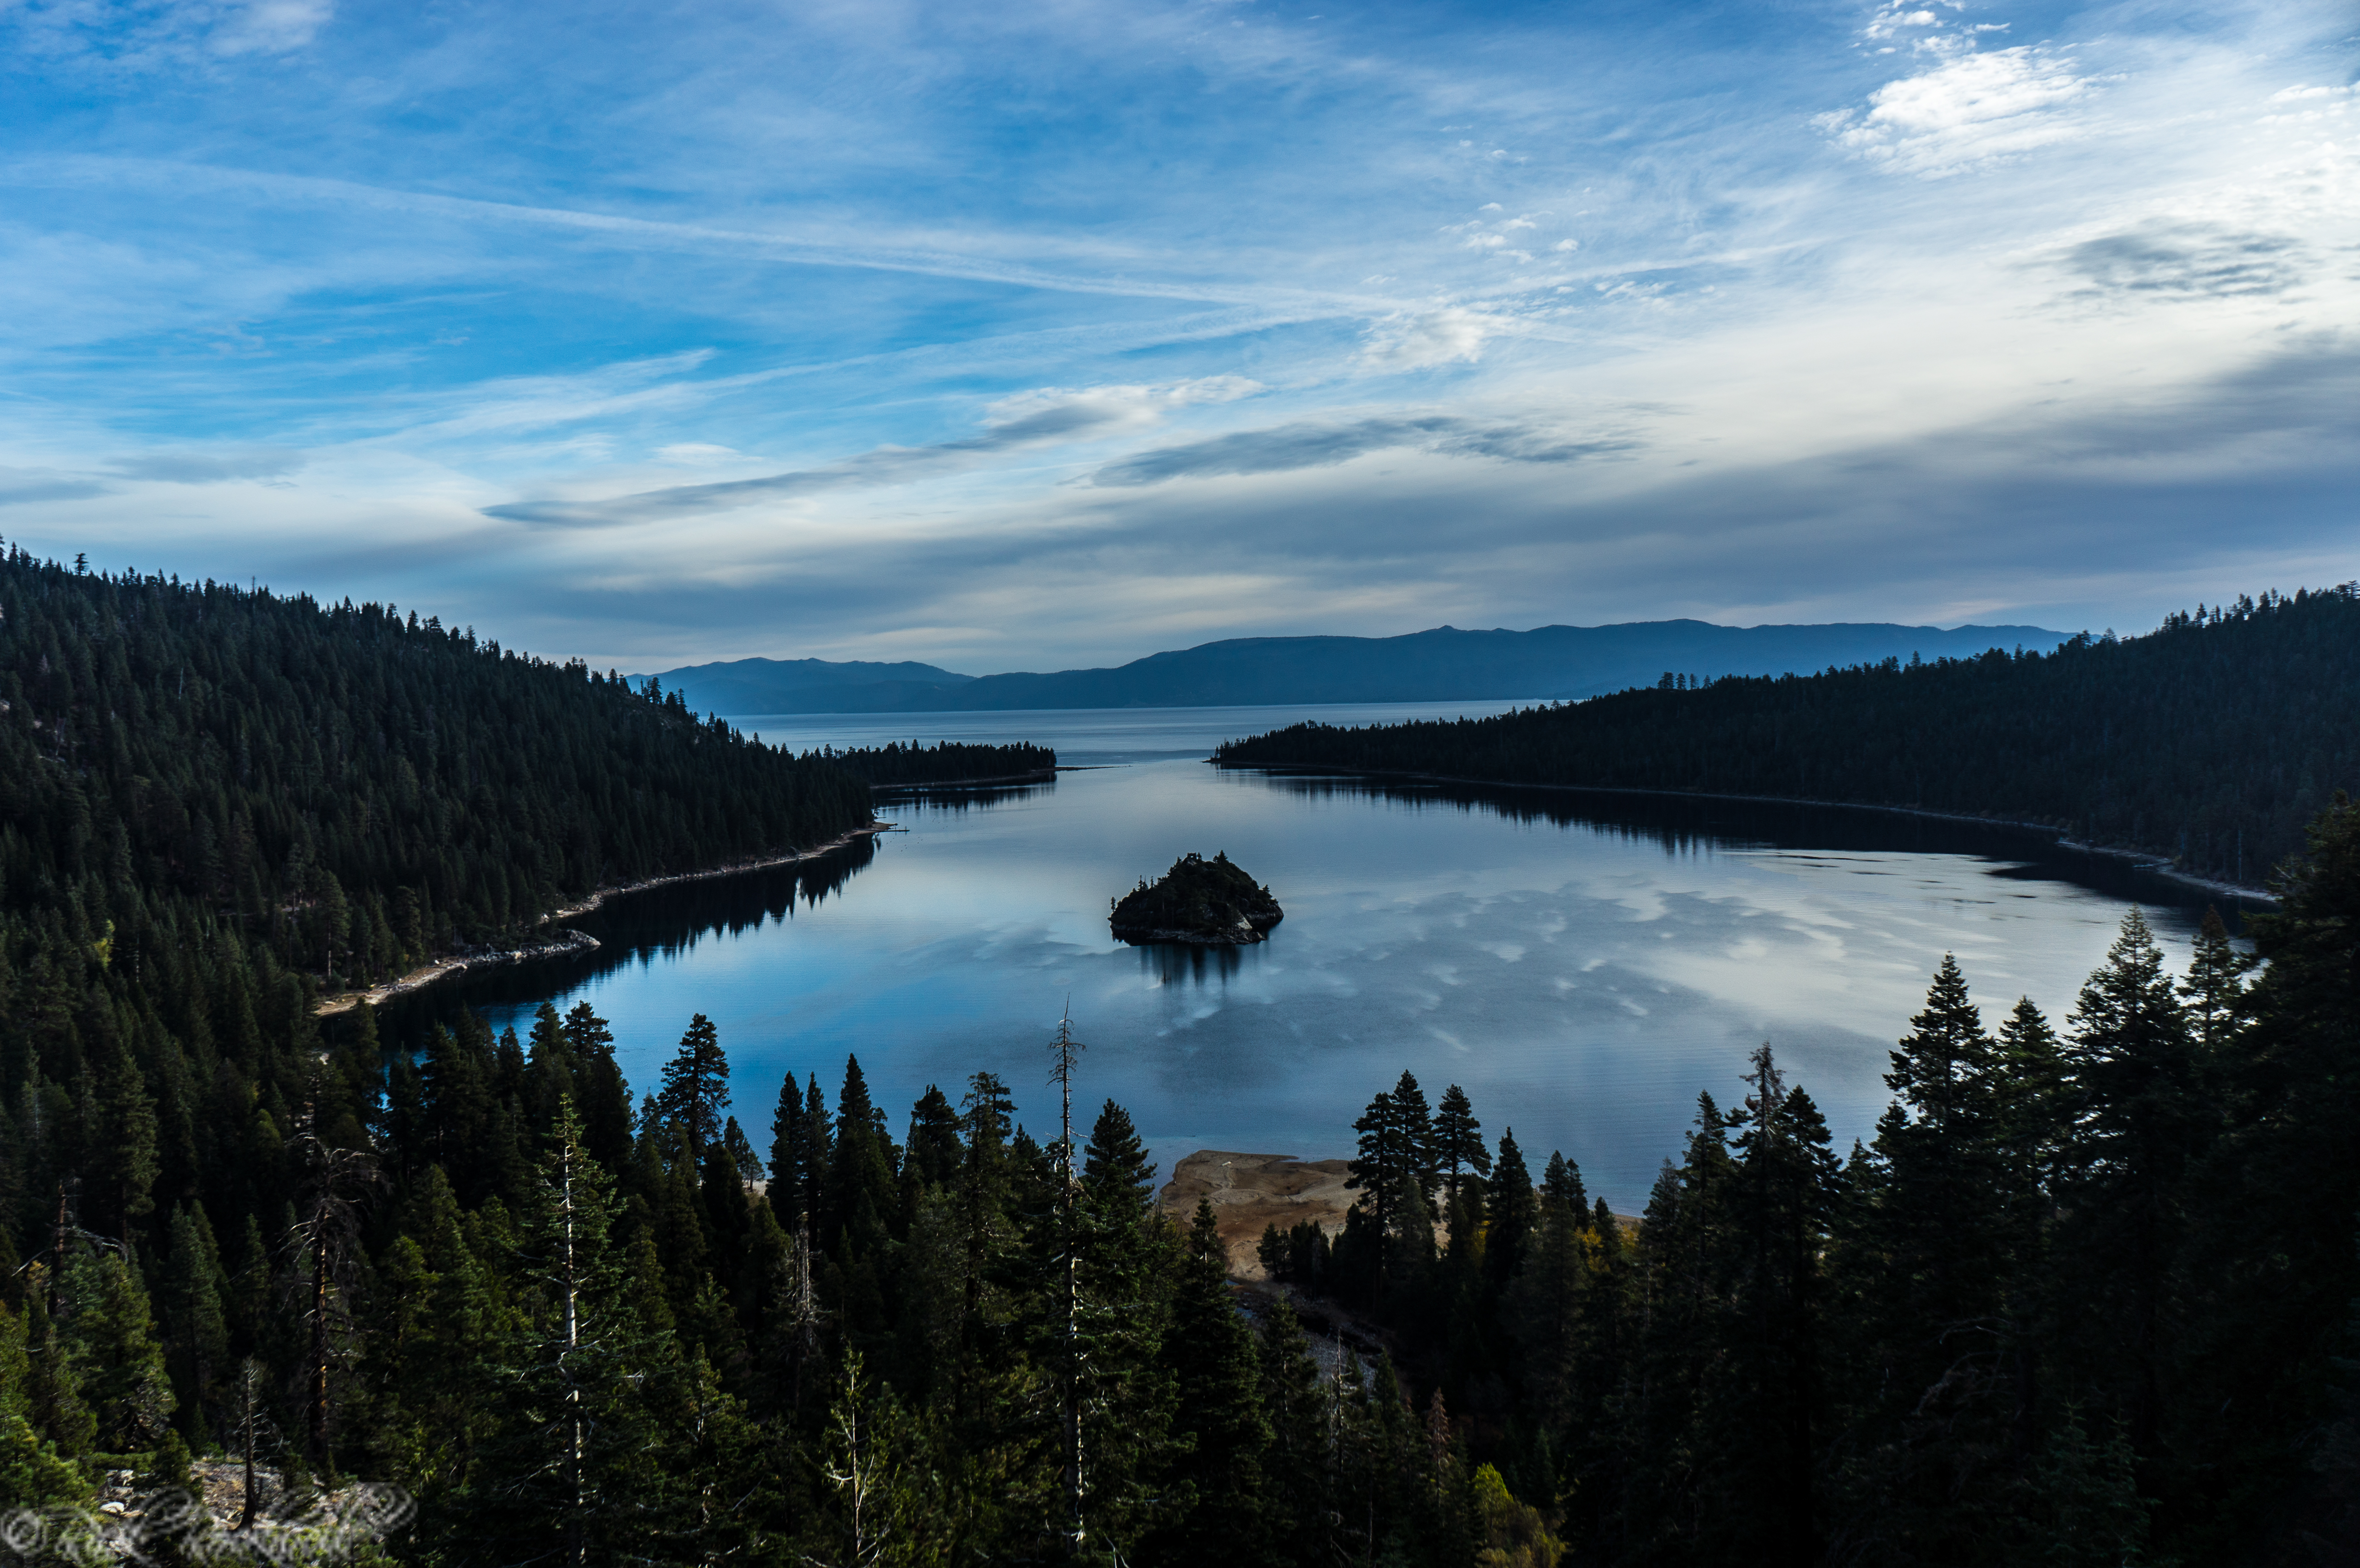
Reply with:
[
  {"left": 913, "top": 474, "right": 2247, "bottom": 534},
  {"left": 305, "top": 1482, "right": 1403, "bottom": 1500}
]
[
  {"left": 1086, "top": 417, "right": 1640, "bottom": 487},
  {"left": 489, "top": 393, "right": 1640, "bottom": 526}
]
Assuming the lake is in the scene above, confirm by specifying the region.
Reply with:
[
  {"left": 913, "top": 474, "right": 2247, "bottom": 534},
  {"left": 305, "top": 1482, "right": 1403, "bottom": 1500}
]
[{"left": 372, "top": 702, "right": 2240, "bottom": 1210}]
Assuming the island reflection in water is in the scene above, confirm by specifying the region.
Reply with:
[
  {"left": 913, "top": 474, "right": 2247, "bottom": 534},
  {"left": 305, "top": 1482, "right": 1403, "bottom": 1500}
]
[{"left": 369, "top": 760, "right": 2237, "bottom": 1209}]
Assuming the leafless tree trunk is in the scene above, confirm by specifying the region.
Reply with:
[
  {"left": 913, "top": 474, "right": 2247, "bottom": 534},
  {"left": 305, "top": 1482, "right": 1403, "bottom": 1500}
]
[{"left": 238, "top": 1360, "right": 261, "bottom": 1529}]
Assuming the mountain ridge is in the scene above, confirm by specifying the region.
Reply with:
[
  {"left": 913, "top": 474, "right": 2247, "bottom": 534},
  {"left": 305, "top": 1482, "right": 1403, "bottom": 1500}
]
[{"left": 649, "top": 619, "right": 2074, "bottom": 714}]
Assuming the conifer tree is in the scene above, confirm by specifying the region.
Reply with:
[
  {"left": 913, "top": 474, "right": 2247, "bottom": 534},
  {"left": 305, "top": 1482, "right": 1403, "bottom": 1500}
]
[
  {"left": 720, "top": 1114, "right": 764, "bottom": 1183},
  {"left": 2057, "top": 908, "right": 2207, "bottom": 1449},
  {"left": 19, "top": 1282, "right": 96, "bottom": 1461},
  {"left": 2013, "top": 1406, "right": 2154, "bottom": 1567},
  {"left": 0, "top": 1298, "right": 87, "bottom": 1506},
  {"left": 1348, "top": 1087, "right": 1402, "bottom": 1236},
  {"left": 1434, "top": 1084, "right": 1492, "bottom": 1208},
  {"left": 828, "top": 1056, "right": 898, "bottom": 1270},
  {"left": 97, "top": 1040, "right": 159, "bottom": 1245},
  {"left": 1256, "top": 1295, "right": 1331, "bottom": 1568},
  {"left": 1622, "top": 1095, "right": 1736, "bottom": 1558},
  {"left": 2173, "top": 797, "right": 2360, "bottom": 1546},
  {"left": 1540, "top": 1151, "right": 1587, "bottom": 1219},
  {"left": 800, "top": 1075, "right": 834, "bottom": 1227},
  {"left": 1842, "top": 956, "right": 2023, "bottom": 1553},
  {"left": 699, "top": 1137, "right": 754, "bottom": 1332},
  {"left": 771, "top": 1073, "right": 812, "bottom": 1221},
  {"left": 802, "top": 1349, "right": 934, "bottom": 1567},
  {"left": 1486, "top": 1131, "right": 1538, "bottom": 1288},
  {"left": 1081, "top": 1099, "right": 1155, "bottom": 1210},
  {"left": 421, "top": 1020, "right": 499, "bottom": 1205},
  {"left": 449, "top": 1098, "right": 677, "bottom": 1565},
  {"left": 1155, "top": 1199, "right": 1271, "bottom": 1561},
  {"left": 522, "top": 1002, "right": 577, "bottom": 1144},
  {"left": 1874, "top": 956, "right": 2011, "bottom": 1315},
  {"left": 561, "top": 1003, "right": 633, "bottom": 1176},
  {"left": 2178, "top": 904, "right": 2251, "bottom": 1055},
  {"left": 161, "top": 1200, "right": 229, "bottom": 1446},
  {"left": 56, "top": 1243, "right": 175, "bottom": 1451},
  {"left": 1069, "top": 1099, "right": 1180, "bottom": 1556},
  {"left": 1722, "top": 1047, "right": 1837, "bottom": 1568},
  {"left": 374, "top": 1165, "right": 504, "bottom": 1496},
  {"left": 655, "top": 1014, "right": 730, "bottom": 1160},
  {"left": 1393, "top": 1071, "right": 1437, "bottom": 1200},
  {"left": 905, "top": 1084, "right": 962, "bottom": 1190},
  {"left": 1995, "top": 995, "right": 2067, "bottom": 1188},
  {"left": 952, "top": 1072, "right": 1018, "bottom": 1406},
  {"left": 1502, "top": 1159, "right": 1589, "bottom": 1442}
]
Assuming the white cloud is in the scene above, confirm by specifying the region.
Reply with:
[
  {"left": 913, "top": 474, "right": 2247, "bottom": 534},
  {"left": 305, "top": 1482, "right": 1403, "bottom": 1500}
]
[
  {"left": 1356, "top": 308, "right": 1500, "bottom": 369},
  {"left": 1820, "top": 46, "right": 2097, "bottom": 176}
]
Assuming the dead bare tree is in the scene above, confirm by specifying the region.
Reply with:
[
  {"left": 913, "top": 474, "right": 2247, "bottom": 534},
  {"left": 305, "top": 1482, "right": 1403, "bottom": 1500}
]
[{"left": 281, "top": 1134, "right": 385, "bottom": 1474}]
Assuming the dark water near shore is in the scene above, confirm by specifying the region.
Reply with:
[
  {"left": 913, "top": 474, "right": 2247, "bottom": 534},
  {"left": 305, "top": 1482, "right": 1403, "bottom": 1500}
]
[{"left": 372, "top": 703, "right": 2240, "bottom": 1210}]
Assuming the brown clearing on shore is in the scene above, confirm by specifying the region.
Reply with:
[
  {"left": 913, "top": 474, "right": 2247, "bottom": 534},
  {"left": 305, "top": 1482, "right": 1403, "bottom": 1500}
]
[
  {"left": 1160, "top": 1149, "right": 1644, "bottom": 1280},
  {"left": 1159, "top": 1150, "right": 1355, "bottom": 1279}
]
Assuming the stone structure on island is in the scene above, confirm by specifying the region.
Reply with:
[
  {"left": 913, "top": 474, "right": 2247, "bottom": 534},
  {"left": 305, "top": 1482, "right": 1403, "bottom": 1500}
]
[{"left": 1108, "top": 851, "right": 1284, "bottom": 945}]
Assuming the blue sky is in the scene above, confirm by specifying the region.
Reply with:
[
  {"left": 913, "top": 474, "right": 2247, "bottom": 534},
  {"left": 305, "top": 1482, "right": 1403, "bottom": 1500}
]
[{"left": 1, "top": 0, "right": 2353, "bottom": 672}]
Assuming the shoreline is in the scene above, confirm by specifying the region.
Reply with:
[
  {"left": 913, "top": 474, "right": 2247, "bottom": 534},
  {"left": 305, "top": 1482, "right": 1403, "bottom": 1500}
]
[
  {"left": 1216, "top": 763, "right": 2275, "bottom": 906},
  {"left": 312, "top": 822, "right": 888, "bottom": 1016}
]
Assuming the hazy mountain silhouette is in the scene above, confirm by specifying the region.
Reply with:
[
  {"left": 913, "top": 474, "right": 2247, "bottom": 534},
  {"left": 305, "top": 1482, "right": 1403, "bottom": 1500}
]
[
  {"left": 651, "top": 620, "right": 2072, "bottom": 714},
  {"left": 646, "top": 656, "right": 976, "bottom": 714}
]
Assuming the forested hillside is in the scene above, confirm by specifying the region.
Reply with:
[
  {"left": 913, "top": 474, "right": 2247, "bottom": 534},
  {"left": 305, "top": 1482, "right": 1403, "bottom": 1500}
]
[
  {"left": 1215, "top": 586, "right": 2360, "bottom": 887},
  {"left": 0, "top": 543, "right": 873, "bottom": 1451},
  {"left": 0, "top": 547, "right": 872, "bottom": 988}
]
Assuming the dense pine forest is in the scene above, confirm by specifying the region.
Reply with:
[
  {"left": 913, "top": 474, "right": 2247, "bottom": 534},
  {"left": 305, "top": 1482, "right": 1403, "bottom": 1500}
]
[
  {"left": 809, "top": 741, "right": 1056, "bottom": 788},
  {"left": 7, "top": 820, "right": 2360, "bottom": 1564},
  {"left": 1214, "top": 586, "right": 2360, "bottom": 887},
  {"left": 6, "top": 548, "right": 2360, "bottom": 1566},
  {"left": 0, "top": 547, "right": 873, "bottom": 987}
]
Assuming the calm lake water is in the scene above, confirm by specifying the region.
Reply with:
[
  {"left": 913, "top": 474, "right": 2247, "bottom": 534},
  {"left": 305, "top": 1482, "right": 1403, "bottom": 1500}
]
[{"left": 373, "top": 703, "right": 2239, "bottom": 1210}]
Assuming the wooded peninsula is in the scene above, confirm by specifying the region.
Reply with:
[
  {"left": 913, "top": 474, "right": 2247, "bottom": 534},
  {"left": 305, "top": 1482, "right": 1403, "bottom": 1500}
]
[{"left": 1214, "top": 587, "right": 2360, "bottom": 891}]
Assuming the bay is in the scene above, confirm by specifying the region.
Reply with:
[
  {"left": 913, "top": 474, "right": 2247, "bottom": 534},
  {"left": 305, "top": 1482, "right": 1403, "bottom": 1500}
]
[{"left": 374, "top": 702, "right": 2238, "bottom": 1210}]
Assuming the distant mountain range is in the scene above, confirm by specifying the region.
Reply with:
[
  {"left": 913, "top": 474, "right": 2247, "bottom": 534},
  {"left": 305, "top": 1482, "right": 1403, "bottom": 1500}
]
[{"left": 647, "top": 620, "right": 2074, "bottom": 715}]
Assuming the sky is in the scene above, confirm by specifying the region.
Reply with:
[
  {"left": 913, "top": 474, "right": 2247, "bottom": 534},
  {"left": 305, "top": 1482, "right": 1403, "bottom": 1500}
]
[{"left": 0, "top": 0, "right": 2354, "bottom": 674}]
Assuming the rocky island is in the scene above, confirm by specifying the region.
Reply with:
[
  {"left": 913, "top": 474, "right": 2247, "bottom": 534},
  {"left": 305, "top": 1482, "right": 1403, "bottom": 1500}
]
[{"left": 1109, "top": 850, "right": 1284, "bottom": 945}]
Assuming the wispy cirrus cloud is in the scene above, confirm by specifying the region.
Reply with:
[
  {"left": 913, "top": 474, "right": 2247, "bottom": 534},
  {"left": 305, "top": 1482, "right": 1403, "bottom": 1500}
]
[
  {"left": 110, "top": 446, "right": 307, "bottom": 483},
  {"left": 490, "top": 378, "right": 1262, "bottom": 527},
  {"left": 3, "top": 0, "right": 331, "bottom": 65},
  {"left": 0, "top": 468, "right": 111, "bottom": 507},
  {"left": 1088, "top": 416, "right": 1638, "bottom": 487}
]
